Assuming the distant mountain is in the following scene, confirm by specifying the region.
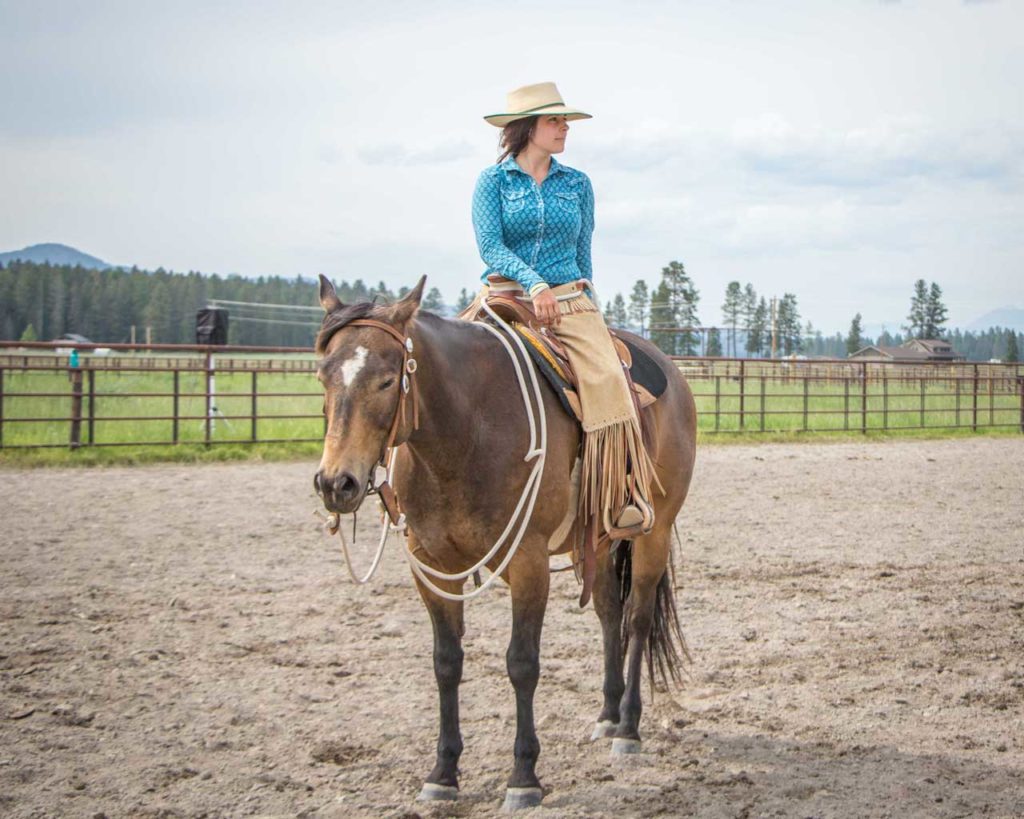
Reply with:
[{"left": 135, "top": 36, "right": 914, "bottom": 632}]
[
  {"left": 0, "top": 243, "right": 111, "bottom": 269},
  {"left": 965, "top": 307, "right": 1024, "bottom": 333}
]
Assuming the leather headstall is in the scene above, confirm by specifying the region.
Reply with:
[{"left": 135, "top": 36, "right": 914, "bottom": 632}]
[{"left": 340, "top": 318, "right": 419, "bottom": 526}]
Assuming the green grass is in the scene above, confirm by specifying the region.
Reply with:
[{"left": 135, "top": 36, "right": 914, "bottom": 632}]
[
  {"left": 0, "top": 363, "right": 1019, "bottom": 467},
  {"left": 688, "top": 376, "right": 1022, "bottom": 434}
]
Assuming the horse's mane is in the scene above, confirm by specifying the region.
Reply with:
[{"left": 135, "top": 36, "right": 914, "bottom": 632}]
[{"left": 315, "top": 302, "right": 378, "bottom": 354}]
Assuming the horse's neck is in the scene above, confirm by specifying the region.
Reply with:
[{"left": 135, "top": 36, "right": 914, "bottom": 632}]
[{"left": 407, "top": 315, "right": 492, "bottom": 457}]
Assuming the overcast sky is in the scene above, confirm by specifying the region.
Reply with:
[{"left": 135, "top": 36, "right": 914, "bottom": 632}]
[{"left": 1, "top": 0, "right": 1021, "bottom": 332}]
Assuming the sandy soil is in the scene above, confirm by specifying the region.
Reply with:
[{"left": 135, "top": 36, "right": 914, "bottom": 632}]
[{"left": 1, "top": 437, "right": 1023, "bottom": 818}]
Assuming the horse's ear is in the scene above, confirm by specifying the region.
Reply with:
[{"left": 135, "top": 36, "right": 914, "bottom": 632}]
[
  {"left": 319, "top": 274, "right": 343, "bottom": 313},
  {"left": 387, "top": 275, "right": 427, "bottom": 326}
]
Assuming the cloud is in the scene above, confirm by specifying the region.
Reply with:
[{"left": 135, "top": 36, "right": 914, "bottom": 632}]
[
  {"left": 357, "top": 139, "right": 476, "bottom": 166},
  {"left": 731, "top": 114, "right": 1023, "bottom": 189}
]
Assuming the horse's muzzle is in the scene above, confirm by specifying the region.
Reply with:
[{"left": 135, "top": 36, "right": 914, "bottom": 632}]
[{"left": 314, "top": 469, "right": 364, "bottom": 513}]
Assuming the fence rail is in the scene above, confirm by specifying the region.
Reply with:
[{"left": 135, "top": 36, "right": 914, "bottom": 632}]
[{"left": 0, "top": 342, "right": 1021, "bottom": 449}]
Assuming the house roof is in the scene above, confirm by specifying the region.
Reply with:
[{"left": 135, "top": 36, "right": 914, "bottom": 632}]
[{"left": 849, "top": 345, "right": 931, "bottom": 360}]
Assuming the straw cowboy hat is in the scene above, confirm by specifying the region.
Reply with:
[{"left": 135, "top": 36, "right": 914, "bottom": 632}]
[{"left": 484, "top": 82, "right": 592, "bottom": 128}]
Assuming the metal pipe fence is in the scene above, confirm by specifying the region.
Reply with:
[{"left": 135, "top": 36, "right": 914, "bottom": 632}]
[{"left": 0, "top": 342, "right": 1021, "bottom": 449}]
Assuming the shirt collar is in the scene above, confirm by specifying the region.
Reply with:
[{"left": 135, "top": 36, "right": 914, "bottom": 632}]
[{"left": 500, "top": 155, "right": 567, "bottom": 178}]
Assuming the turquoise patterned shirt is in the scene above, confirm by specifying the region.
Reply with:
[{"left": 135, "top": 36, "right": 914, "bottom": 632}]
[{"left": 471, "top": 155, "right": 594, "bottom": 295}]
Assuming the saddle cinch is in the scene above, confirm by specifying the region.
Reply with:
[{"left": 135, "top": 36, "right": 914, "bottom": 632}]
[{"left": 465, "top": 275, "right": 669, "bottom": 421}]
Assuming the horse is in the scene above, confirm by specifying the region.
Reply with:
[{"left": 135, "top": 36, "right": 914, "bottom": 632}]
[{"left": 313, "top": 275, "right": 697, "bottom": 811}]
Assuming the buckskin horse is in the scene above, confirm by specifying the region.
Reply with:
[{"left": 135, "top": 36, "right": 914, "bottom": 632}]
[{"left": 313, "top": 275, "right": 697, "bottom": 811}]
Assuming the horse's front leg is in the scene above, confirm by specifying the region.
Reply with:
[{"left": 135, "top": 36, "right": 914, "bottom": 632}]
[
  {"left": 501, "top": 550, "right": 550, "bottom": 811},
  {"left": 412, "top": 553, "right": 465, "bottom": 801}
]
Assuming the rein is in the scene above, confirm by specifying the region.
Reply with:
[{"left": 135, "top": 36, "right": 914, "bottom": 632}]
[{"left": 324, "top": 307, "right": 550, "bottom": 601}]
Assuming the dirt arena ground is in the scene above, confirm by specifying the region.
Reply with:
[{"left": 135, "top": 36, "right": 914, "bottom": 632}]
[{"left": 1, "top": 437, "right": 1022, "bottom": 818}]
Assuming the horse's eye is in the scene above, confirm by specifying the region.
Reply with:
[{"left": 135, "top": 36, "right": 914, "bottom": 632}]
[{"left": 379, "top": 378, "right": 395, "bottom": 391}]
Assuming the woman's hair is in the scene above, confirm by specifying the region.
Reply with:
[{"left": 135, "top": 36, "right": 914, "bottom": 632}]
[{"left": 497, "top": 116, "right": 538, "bottom": 163}]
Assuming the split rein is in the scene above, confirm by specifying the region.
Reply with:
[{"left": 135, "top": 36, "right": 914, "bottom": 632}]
[{"left": 323, "top": 305, "right": 549, "bottom": 602}]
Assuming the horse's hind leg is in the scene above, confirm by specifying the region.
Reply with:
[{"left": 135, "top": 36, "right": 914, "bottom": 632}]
[
  {"left": 412, "top": 563, "right": 465, "bottom": 802},
  {"left": 613, "top": 524, "right": 681, "bottom": 755},
  {"left": 591, "top": 541, "right": 626, "bottom": 739},
  {"left": 501, "top": 550, "right": 550, "bottom": 811}
]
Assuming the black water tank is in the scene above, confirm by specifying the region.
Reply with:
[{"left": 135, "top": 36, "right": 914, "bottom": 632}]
[{"left": 196, "top": 308, "right": 229, "bottom": 345}]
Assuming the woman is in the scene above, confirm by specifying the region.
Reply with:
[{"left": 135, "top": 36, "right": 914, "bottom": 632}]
[{"left": 471, "top": 81, "right": 656, "bottom": 541}]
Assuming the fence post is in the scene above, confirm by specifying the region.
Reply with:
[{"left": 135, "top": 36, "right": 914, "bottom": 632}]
[
  {"left": 87, "top": 369, "right": 96, "bottom": 445},
  {"left": 1019, "top": 377, "right": 1024, "bottom": 435},
  {"left": 714, "top": 375, "right": 720, "bottom": 433},
  {"left": 989, "top": 374, "right": 994, "bottom": 426},
  {"left": 920, "top": 378, "right": 926, "bottom": 428},
  {"left": 172, "top": 370, "right": 180, "bottom": 444},
  {"left": 803, "top": 376, "right": 809, "bottom": 432},
  {"left": 955, "top": 376, "right": 961, "bottom": 428},
  {"left": 204, "top": 351, "right": 214, "bottom": 447},
  {"left": 843, "top": 376, "right": 849, "bottom": 431},
  {"left": 972, "top": 364, "right": 978, "bottom": 432},
  {"left": 739, "top": 359, "right": 746, "bottom": 431},
  {"left": 760, "top": 375, "right": 766, "bottom": 432},
  {"left": 861, "top": 361, "right": 868, "bottom": 434},
  {"left": 251, "top": 371, "right": 258, "bottom": 442},
  {"left": 0, "top": 368, "right": 4, "bottom": 448},
  {"left": 69, "top": 367, "right": 83, "bottom": 449},
  {"left": 883, "top": 375, "right": 888, "bottom": 430}
]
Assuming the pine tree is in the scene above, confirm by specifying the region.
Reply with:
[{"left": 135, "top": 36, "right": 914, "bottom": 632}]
[
  {"left": 746, "top": 297, "right": 768, "bottom": 357},
  {"left": 609, "top": 293, "right": 628, "bottom": 328},
  {"left": 846, "top": 313, "right": 863, "bottom": 356},
  {"left": 20, "top": 323, "right": 38, "bottom": 342},
  {"left": 924, "top": 282, "right": 948, "bottom": 338},
  {"left": 777, "top": 293, "right": 801, "bottom": 356},
  {"left": 741, "top": 283, "right": 758, "bottom": 357},
  {"left": 1005, "top": 330, "right": 1020, "bottom": 363},
  {"left": 906, "top": 279, "right": 928, "bottom": 338},
  {"left": 422, "top": 287, "right": 445, "bottom": 314},
  {"left": 721, "top": 281, "right": 743, "bottom": 357},
  {"left": 706, "top": 327, "right": 723, "bottom": 357},
  {"left": 649, "top": 281, "right": 675, "bottom": 354},
  {"left": 628, "top": 280, "right": 649, "bottom": 336},
  {"left": 455, "top": 287, "right": 472, "bottom": 313},
  {"left": 659, "top": 260, "right": 700, "bottom": 356}
]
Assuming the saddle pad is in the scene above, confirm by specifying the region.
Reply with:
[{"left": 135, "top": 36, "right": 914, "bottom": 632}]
[
  {"left": 620, "top": 336, "right": 668, "bottom": 399},
  {"left": 513, "top": 325, "right": 581, "bottom": 420},
  {"left": 511, "top": 325, "right": 669, "bottom": 420}
]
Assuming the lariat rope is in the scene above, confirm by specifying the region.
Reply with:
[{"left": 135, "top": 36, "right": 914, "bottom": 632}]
[{"left": 329, "top": 303, "right": 549, "bottom": 601}]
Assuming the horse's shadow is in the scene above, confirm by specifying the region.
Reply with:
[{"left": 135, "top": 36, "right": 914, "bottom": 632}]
[{"left": 517, "top": 727, "right": 1023, "bottom": 817}]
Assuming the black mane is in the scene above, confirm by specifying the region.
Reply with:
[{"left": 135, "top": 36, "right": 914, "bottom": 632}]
[{"left": 315, "top": 302, "right": 379, "bottom": 354}]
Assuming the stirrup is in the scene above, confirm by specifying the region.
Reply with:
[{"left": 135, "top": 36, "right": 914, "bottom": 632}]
[{"left": 606, "top": 494, "right": 654, "bottom": 541}]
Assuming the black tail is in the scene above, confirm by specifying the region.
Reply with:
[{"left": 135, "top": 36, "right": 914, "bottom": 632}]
[{"left": 615, "top": 540, "right": 690, "bottom": 690}]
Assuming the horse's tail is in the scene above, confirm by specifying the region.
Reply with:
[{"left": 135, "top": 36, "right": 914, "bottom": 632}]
[{"left": 616, "top": 539, "right": 690, "bottom": 690}]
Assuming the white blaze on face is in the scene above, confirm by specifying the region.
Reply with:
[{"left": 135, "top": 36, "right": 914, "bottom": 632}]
[{"left": 340, "top": 345, "right": 369, "bottom": 387}]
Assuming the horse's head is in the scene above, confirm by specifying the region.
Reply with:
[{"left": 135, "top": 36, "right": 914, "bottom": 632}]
[{"left": 313, "top": 274, "right": 426, "bottom": 514}]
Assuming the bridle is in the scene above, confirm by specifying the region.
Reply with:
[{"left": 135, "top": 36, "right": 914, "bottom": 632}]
[
  {"left": 344, "top": 318, "right": 420, "bottom": 467},
  {"left": 320, "top": 317, "right": 419, "bottom": 527}
]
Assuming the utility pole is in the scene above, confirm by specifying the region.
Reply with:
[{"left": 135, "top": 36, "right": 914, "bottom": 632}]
[
  {"left": 130, "top": 325, "right": 136, "bottom": 345},
  {"left": 770, "top": 297, "right": 778, "bottom": 359},
  {"left": 146, "top": 326, "right": 152, "bottom": 347}
]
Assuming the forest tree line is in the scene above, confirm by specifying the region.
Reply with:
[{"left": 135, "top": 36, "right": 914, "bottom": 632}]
[{"left": 1, "top": 260, "right": 1019, "bottom": 360}]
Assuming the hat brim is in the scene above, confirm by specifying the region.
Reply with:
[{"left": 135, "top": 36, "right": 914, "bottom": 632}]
[{"left": 483, "top": 107, "right": 592, "bottom": 128}]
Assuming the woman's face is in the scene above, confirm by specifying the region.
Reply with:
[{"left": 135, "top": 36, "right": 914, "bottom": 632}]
[{"left": 529, "top": 115, "right": 569, "bottom": 155}]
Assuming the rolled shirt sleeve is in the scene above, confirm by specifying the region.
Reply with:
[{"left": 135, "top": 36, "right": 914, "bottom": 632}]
[{"left": 472, "top": 170, "right": 545, "bottom": 293}]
